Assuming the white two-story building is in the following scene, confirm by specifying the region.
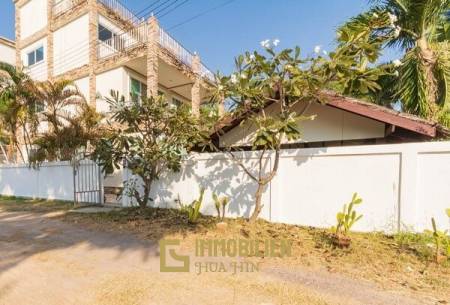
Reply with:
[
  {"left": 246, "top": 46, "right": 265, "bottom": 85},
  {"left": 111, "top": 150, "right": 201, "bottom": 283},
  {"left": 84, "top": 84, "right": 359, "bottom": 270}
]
[
  {"left": 14, "top": 0, "right": 215, "bottom": 115},
  {"left": 0, "top": 37, "right": 16, "bottom": 66}
]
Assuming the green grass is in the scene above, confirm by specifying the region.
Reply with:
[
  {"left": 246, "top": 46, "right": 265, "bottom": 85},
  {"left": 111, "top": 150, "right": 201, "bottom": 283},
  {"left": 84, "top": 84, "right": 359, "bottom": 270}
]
[
  {"left": 0, "top": 195, "right": 74, "bottom": 212},
  {"left": 393, "top": 231, "right": 436, "bottom": 261}
]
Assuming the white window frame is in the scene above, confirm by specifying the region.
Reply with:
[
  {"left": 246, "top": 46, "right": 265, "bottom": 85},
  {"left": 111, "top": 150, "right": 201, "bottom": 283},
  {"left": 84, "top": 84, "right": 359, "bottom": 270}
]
[{"left": 27, "top": 45, "right": 44, "bottom": 67}]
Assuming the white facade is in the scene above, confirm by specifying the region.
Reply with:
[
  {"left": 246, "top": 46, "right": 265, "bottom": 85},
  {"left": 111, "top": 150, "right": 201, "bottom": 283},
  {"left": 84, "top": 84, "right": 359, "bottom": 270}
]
[
  {"left": 21, "top": 37, "right": 47, "bottom": 80},
  {"left": 20, "top": 0, "right": 47, "bottom": 39},
  {"left": 0, "top": 37, "right": 15, "bottom": 66},
  {"left": 220, "top": 102, "right": 386, "bottom": 147},
  {"left": 53, "top": 13, "right": 90, "bottom": 76}
]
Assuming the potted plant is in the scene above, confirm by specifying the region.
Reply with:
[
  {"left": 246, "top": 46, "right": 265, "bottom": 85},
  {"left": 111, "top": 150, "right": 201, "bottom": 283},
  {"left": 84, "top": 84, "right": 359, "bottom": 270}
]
[{"left": 331, "top": 193, "right": 363, "bottom": 248}]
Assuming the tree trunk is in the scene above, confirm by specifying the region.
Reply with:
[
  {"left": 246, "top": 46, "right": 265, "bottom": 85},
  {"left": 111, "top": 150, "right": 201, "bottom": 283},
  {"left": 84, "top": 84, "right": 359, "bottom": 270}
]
[
  {"left": 248, "top": 180, "right": 266, "bottom": 223},
  {"left": 137, "top": 178, "right": 153, "bottom": 209},
  {"left": 248, "top": 149, "right": 280, "bottom": 223},
  {"left": 417, "top": 37, "right": 438, "bottom": 115}
]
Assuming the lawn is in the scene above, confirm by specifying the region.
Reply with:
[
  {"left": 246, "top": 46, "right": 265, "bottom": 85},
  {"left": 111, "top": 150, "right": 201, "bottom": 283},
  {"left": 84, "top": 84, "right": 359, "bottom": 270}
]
[{"left": 0, "top": 196, "right": 449, "bottom": 304}]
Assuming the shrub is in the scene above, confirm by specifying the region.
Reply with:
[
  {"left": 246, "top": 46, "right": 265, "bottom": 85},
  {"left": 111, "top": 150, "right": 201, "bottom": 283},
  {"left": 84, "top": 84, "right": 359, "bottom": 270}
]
[
  {"left": 212, "top": 193, "right": 229, "bottom": 221},
  {"left": 176, "top": 188, "right": 205, "bottom": 224},
  {"left": 333, "top": 193, "right": 363, "bottom": 236},
  {"left": 394, "top": 231, "right": 434, "bottom": 261},
  {"left": 424, "top": 217, "right": 450, "bottom": 263},
  {"left": 331, "top": 193, "right": 363, "bottom": 248}
]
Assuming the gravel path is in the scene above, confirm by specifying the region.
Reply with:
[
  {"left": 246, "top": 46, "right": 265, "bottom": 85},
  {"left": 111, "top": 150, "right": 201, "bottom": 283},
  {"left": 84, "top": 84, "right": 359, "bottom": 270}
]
[{"left": 0, "top": 210, "right": 437, "bottom": 305}]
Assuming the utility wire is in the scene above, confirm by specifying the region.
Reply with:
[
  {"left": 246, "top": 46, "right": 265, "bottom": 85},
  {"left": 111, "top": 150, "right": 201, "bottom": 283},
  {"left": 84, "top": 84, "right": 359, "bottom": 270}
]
[
  {"left": 157, "top": 0, "right": 189, "bottom": 19},
  {"left": 167, "top": 0, "right": 236, "bottom": 30},
  {"left": 142, "top": 0, "right": 175, "bottom": 19}
]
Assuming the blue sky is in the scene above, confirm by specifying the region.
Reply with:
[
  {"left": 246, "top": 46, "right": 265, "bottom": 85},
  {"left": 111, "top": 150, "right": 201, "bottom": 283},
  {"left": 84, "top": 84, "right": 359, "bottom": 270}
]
[{"left": 0, "top": 0, "right": 400, "bottom": 74}]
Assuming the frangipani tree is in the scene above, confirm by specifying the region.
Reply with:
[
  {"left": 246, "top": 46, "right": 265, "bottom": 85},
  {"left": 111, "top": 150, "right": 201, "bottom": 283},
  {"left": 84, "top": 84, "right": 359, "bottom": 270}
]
[
  {"left": 213, "top": 37, "right": 389, "bottom": 222},
  {"left": 93, "top": 92, "right": 209, "bottom": 208},
  {"left": 338, "top": 0, "right": 450, "bottom": 125}
]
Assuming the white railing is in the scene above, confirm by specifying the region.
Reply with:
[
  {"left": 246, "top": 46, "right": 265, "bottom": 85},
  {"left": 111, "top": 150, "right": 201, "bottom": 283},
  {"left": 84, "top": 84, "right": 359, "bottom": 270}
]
[
  {"left": 95, "top": 21, "right": 215, "bottom": 82},
  {"left": 53, "top": 0, "right": 86, "bottom": 17},
  {"left": 159, "top": 28, "right": 194, "bottom": 68},
  {"left": 201, "top": 63, "right": 215, "bottom": 82},
  {"left": 98, "top": 0, "right": 141, "bottom": 25},
  {"left": 98, "top": 22, "right": 148, "bottom": 59}
]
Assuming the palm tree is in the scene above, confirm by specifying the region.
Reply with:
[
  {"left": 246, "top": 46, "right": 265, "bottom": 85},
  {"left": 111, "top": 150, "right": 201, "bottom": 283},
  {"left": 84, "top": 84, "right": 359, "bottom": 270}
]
[
  {"left": 30, "top": 80, "right": 104, "bottom": 163},
  {"left": 338, "top": 0, "right": 450, "bottom": 125},
  {"left": 33, "top": 80, "right": 84, "bottom": 133},
  {"left": 0, "top": 62, "right": 38, "bottom": 162}
]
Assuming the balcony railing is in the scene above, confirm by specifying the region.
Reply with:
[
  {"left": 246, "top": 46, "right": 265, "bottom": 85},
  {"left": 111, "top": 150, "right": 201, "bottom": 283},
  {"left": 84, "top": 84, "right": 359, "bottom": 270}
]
[
  {"left": 97, "top": 0, "right": 141, "bottom": 26},
  {"left": 158, "top": 28, "right": 214, "bottom": 82},
  {"left": 158, "top": 28, "right": 194, "bottom": 68},
  {"left": 53, "top": 0, "right": 86, "bottom": 17},
  {"left": 53, "top": 0, "right": 140, "bottom": 24},
  {"left": 201, "top": 63, "right": 215, "bottom": 82},
  {"left": 96, "top": 22, "right": 215, "bottom": 82},
  {"left": 98, "top": 22, "right": 147, "bottom": 58}
]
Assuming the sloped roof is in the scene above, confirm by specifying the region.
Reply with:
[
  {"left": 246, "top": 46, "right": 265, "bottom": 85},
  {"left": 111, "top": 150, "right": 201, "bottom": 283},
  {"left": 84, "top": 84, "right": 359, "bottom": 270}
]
[
  {"left": 0, "top": 37, "right": 15, "bottom": 48},
  {"left": 212, "top": 91, "right": 449, "bottom": 139}
]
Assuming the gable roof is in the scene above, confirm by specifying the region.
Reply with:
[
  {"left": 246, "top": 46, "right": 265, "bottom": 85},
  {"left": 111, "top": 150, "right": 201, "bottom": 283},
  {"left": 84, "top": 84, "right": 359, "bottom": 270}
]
[{"left": 212, "top": 91, "right": 449, "bottom": 140}]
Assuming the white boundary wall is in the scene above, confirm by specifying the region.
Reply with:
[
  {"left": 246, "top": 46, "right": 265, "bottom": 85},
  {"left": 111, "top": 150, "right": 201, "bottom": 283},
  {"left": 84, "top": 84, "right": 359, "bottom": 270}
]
[
  {"left": 0, "top": 142, "right": 449, "bottom": 233},
  {"left": 0, "top": 161, "right": 74, "bottom": 201},
  {"left": 123, "top": 141, "right": 450, "bottom": 233}
]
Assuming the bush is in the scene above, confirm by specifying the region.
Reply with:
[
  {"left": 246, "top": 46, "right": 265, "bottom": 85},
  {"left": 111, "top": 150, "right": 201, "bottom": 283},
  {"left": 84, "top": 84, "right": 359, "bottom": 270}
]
[{"left": 176, "top": 188, "right": 205, "bottom": 224}]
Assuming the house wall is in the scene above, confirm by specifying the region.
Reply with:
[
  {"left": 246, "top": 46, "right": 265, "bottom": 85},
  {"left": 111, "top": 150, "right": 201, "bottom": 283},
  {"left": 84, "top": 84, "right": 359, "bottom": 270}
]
[
  {"left": 121, "top": 141, "right": 450, "bottom": 233},
  {"left": 219, "top": 102, "right": 386, "bottom": 147},
  {"left": 21, "top": 37, "right": 48, "bottom": 80},
  {"left": 0, "top": 41, "right": 16, "bottom": 66},
  {"left": 53, "top": 14, "right": 90, "bottom": 76},
  {"left": 20, "top": 0, "right": 47, "bottom": 39},
  {"left": 74, "top": 76, "right": 90, "bottom": 101},
  {"left": 95, "top": 67, "right": 127, "bottom": 112}
]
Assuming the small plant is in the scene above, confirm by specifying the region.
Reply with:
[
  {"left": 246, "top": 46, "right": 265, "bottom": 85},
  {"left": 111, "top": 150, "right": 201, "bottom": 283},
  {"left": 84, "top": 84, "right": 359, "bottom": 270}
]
[
  {"left": 176, "top": 188, "right": 205, "bottom": 224},
  {"left": 331, "top": 193, "right": 363, "bottom": 248},
  {"left": 424, "top": 217, "right": 450, "bottom": 263},
  {"left": 212, "top": 193, "right": 229, "bottom": 221},
  {"left": 393, "top": 231, "right": 434, "bottom": 261}
]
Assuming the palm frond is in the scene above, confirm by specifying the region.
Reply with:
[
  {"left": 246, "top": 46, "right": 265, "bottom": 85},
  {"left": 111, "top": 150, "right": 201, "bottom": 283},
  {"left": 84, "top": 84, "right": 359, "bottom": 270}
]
[
  {"left": 396, "top": 48, "right": 430, "bottom": 117},
  {"left": 433, "top": 41, "right": 450, "bottom": 110}
]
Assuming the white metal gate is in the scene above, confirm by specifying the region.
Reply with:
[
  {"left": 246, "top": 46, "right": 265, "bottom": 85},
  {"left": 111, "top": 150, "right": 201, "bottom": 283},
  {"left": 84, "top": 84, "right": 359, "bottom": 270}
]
[{"left": 73, "top": 158, "right": 103, "bottom": 205}]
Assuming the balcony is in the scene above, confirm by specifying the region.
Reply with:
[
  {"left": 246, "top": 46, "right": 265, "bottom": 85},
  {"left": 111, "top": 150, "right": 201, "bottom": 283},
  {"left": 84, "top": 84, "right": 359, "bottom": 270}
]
[
  {"left": 52, "top": 0, "right": 215, "bottom": 82},
  {"left": 97, "top": 0, "right": 141, "bottom": 25},
  {"left": 53, "top": 0, "right": 87, "bottom": 17},
  {"left": 53, "top": 0, "right": 140, "bottom": 23},
  {"left": 97, "top": 24, "right": 215, "bottom": 82}
]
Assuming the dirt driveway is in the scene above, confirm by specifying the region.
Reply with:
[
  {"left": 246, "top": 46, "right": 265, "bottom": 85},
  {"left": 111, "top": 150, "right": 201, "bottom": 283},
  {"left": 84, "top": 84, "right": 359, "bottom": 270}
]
[{"left": 0, "top": 210, "right": 440, "bottom": 305}]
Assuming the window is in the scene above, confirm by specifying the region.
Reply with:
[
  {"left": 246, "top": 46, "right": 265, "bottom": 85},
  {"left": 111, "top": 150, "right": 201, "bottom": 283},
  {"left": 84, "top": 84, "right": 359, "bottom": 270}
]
[
  {"left": 34, "top": 101, "right": 45, "bottom": 113},
  {"left": 98, "top": 24, "right": 113, "bottom": 42},
  {"left": 171, "top": 97, "right": 182, "bottom": 107},
  {"left": 130, "top": 77, "right": 147, "bottom": 102},
  {"left": 27, "top": 46, "right": 44, "bottom": 66}
]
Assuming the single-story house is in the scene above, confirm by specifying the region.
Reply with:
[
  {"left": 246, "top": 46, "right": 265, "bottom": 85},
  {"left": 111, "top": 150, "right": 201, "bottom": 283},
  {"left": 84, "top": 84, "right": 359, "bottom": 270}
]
[{"left": 211, "top": 91, "right": 449, "bottom": 149}]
